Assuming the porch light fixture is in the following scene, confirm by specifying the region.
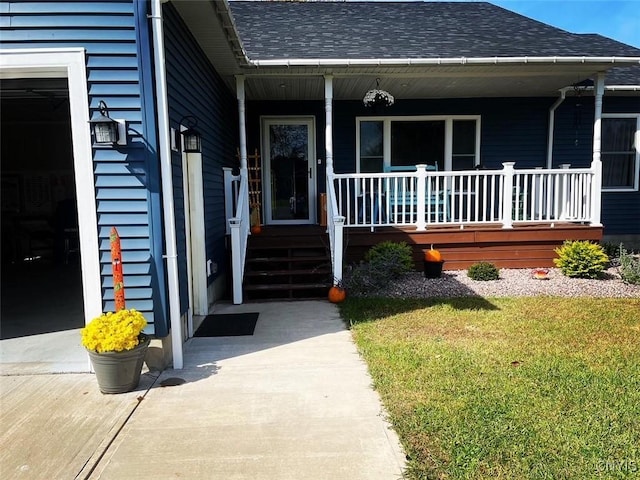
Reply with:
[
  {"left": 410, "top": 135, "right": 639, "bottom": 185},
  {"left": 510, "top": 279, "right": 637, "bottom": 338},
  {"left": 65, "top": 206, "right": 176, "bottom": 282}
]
[
  {"left": 89, "top": 100, "right": 126, "bottom": 146},
  {"left": 363, "top": 78, "right": 394, "bottom": 108},
  {"left": 180, "top": 115, "right": 202, "bottom": 153}
]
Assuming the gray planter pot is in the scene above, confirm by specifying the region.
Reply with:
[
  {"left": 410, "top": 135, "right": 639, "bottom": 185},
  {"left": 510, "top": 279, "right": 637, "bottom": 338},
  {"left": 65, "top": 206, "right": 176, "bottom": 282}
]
[{"left": 87, "top": 335, "right": 150, "bottom": 394}]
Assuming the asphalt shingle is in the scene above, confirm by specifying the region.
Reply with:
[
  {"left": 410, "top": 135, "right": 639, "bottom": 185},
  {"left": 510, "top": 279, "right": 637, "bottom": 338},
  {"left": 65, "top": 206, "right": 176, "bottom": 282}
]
[{"left": 229, "top": 1, "right": 640, "bottom": 60}]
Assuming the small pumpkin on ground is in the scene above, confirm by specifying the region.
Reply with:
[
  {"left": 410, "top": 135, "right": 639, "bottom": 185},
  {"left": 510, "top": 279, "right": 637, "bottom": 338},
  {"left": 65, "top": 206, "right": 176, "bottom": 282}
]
[{"left": 328, "top": 283, "right": 347, "bottom": 303}]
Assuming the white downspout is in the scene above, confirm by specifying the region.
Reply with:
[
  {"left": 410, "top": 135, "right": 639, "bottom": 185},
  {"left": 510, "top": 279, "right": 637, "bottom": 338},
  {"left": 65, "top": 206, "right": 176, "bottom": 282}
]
[
  {"left": 150, "top": 0, "right": 183, "bottom": 369},
  {"left": 547, "top": 88, "right": 567, "bottom": 168}
]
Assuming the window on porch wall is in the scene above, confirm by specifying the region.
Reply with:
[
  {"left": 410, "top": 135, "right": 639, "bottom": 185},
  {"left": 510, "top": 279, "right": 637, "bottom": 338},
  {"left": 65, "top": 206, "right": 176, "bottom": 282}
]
[
  {"left": 357, "top": 117, "right": 479, "bottom": 172},
  {"left": 601, "top": 116, "right": 640, "bottom": 191}
]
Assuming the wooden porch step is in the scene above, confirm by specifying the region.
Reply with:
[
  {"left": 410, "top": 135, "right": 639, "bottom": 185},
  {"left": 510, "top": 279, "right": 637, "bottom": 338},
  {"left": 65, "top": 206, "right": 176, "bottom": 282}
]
[
  {"left": 242, "top": 226, "right": 331, "bottom": 301},
  {"left": 244, "top": 283, "right": 330, "bottom": 291},
  {"left": 247, "top": 255, "right": 329, "bottom": 263},
  {"left": 245, "top": 268, "right": 331, "bottom": 277}
]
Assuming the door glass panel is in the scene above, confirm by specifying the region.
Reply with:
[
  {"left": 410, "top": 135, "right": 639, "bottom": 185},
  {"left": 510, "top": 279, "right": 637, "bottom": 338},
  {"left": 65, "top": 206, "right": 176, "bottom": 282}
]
[{"left": 269, "top": 124, "right": 310, "bottom": 220}]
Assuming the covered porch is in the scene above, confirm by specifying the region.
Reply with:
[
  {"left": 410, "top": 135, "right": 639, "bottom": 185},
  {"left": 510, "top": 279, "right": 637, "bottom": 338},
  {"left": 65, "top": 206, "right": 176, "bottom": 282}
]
[{"left": 220, "top": 60, "right": 623, "bottom": 304}]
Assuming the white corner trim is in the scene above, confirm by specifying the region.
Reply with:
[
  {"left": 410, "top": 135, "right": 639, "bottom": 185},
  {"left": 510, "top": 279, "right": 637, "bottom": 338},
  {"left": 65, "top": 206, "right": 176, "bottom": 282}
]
[{"left": 0, "top": 48, "right": 102, "bottom": 323}]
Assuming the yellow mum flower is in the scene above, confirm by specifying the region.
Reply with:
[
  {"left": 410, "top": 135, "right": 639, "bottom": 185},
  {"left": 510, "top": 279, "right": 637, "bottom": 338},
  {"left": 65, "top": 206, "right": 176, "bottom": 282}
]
[{"left": 81, "top": 309, "right": 148, "bottom": 353}]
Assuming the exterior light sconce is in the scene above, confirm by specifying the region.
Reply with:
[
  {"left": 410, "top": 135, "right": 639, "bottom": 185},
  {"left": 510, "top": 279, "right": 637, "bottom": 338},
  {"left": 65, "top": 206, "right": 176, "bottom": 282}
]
[
  {"left": 180, "top": 115, "right": 202, "bottom": 153},
  {"left": 89, "top": 100, "right": 127, "bottom": 146}
]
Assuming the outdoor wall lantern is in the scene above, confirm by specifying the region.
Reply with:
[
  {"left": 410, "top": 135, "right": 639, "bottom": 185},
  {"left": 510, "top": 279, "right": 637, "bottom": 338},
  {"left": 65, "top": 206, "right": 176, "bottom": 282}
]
[
  {"left": 363, "top": 78, "right": 395, "bottom": 108},
  {"left": 90, "top": 100, "right": 127, "bottom": 146},
  {"left": 180, "top": 115, "right": 202, "bottom": 153}
]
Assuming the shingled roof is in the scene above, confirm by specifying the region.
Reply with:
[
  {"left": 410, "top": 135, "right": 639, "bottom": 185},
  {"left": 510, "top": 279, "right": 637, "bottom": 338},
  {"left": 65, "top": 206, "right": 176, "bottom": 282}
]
[{"left": 229, "top": 1, "right": 640, "bottom": 60}]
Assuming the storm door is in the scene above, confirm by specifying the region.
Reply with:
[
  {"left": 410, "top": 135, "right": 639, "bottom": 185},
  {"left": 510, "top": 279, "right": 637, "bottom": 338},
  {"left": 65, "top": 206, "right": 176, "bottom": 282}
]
[{"left": 262, "top": 118, "right": 316, "bottom": 224}]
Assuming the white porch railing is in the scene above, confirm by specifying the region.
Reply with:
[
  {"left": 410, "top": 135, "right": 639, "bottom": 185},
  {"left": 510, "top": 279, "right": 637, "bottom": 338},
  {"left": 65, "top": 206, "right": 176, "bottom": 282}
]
[
  {"left": 331, "top": 162, "right": 596, "bottom": 231},
  {"left": 224, "top": 167, "right": 250, "bottom": 304},
  {"left": 326, "top": 168, "right": 345, "bottom": 286}
]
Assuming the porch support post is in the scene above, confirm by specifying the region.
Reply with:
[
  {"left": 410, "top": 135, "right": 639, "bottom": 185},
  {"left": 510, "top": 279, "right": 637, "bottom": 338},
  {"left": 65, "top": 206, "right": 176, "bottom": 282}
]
[
  {"left": 236, "top": 75, "right": 248, "bottom": 172},
  {"left": 415, "top": 164, "right": 427, "bottom": 231},
  {"left": 590, "top": 72, "right": 605, "bottom": 227},
  {"left": 324, "top": 75, "right": 334, "bottom": 174},
  {"left": 324, "top": 74, "right": 344, "bottom": 285},
  {"left": 502, "top": 162, "right": 515, "bottom": 229}
]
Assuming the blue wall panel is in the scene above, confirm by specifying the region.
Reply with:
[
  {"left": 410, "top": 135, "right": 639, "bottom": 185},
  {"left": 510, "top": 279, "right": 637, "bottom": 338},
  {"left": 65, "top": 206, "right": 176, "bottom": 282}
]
[
  {"left": 1, "top": 0, "right": 168, "bottom": 334},
  {"left": 163, "top": 3, "right": 238, "bottom": 312},
  {"left": 247, "top": 95, "right": 638, "bottom": 235}
]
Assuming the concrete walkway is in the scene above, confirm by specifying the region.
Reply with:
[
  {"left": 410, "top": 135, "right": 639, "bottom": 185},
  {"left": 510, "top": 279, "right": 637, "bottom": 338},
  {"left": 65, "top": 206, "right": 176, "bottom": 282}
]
[{"left": 1, "top": 301, "right": 406, "bottom": 479}]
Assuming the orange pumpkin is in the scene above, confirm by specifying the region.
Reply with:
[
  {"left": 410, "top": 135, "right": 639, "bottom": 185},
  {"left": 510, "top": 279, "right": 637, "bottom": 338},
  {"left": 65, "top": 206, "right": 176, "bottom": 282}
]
[
  {"left": 328, "top": 285, "right": 347, "bottom": 303},
  {"left": 250, "top": 224, "right": 262, "bottom": 235},
  {"left": 424, "top": 247, "right": 442, "bottom": 262}
]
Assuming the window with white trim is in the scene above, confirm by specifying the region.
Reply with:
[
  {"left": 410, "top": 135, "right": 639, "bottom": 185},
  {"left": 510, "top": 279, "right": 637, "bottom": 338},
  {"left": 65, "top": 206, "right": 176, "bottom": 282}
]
[
  {"left": 357, "top": 116, "right": 480, "bottom": 172},
  {"left": 601, "top": 114, "right": 640, "bottom": 191}
]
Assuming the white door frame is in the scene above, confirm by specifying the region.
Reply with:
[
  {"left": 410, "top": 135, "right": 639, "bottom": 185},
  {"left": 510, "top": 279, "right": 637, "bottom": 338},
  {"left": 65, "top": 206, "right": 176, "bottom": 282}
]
[
  {"left": 261, "top": 116, "right": 317, "bottom": 225},
  {"left": 0, "top": 48, "right": 102, "bottom": 324}
]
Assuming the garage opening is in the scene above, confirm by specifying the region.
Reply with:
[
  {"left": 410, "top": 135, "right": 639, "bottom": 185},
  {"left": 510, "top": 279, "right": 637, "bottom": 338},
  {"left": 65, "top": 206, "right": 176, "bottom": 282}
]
[{"left": 1, "top": 77, "right": 87, "bottom": 372}]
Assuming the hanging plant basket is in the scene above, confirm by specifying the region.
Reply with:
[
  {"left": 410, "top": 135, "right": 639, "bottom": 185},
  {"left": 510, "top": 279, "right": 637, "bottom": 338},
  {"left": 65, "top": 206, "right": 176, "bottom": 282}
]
[
  {"left": 363, "top": 78, "right": 394, "bottom": 108},
  {"left": 363, "top": 89, "right": 395, "bottom": 108}
]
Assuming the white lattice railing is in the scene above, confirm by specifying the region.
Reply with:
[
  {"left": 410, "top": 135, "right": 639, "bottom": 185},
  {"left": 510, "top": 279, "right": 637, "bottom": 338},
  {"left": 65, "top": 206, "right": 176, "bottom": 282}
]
[{"left": 331, "top": 163, "right": 597, "bottom": 231}]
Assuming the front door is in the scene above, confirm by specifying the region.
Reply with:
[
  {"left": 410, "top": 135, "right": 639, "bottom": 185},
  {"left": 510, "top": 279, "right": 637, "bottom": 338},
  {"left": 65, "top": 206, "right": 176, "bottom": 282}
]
[{"left": 263, "top": 117, "right": 316, "bottom": 224}]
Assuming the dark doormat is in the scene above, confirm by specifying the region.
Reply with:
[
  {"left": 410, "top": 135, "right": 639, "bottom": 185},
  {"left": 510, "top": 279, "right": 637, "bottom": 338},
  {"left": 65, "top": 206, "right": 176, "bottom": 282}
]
[{"left": 193, "top": 312, "right": 259, "bottom": 337}]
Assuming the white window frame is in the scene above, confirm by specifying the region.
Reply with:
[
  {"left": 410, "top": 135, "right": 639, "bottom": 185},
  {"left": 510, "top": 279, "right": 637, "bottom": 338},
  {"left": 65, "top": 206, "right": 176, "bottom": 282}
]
[
  {"left": 356, "top": 115, "right": 481, "bottom": 172},
  {"left": 601, "top": 113, "right": 640, "bottom": 192}
]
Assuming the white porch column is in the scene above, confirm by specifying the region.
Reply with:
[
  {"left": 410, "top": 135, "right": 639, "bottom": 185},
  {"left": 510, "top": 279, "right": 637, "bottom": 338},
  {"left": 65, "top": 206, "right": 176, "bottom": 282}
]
[
  {"left": 502, "top": 162, "right": 516, "bottom": 229},
  {"left": 590, "top": 72, "right": 605, "bottom": 227},
  {"left": 324, "top": 75, "right": 334, "bottom": 174},
  {"left": 415, "top": 164, "right": 427, "bottom": 231},
  {"left": 236, "top": 75, "right": 248, "bottom": 172}
]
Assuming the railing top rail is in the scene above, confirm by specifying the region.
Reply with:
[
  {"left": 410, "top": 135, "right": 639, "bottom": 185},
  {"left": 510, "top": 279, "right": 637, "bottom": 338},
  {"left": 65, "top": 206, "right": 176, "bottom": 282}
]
[{"left": 333, "top": 166, "right": 594, "bottom": 179}]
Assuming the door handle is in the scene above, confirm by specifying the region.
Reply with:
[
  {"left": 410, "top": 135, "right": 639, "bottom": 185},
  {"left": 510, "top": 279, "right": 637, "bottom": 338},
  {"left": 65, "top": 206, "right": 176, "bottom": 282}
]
[{"left": 309, "top": 167, "right": 312, "bottom": 179}]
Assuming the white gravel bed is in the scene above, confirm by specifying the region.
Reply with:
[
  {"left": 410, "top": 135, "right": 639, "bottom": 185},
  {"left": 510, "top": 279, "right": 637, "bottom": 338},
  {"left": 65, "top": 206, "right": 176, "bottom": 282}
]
[{"left": 375, "top": 267, "right": 640, "bottom": 298}]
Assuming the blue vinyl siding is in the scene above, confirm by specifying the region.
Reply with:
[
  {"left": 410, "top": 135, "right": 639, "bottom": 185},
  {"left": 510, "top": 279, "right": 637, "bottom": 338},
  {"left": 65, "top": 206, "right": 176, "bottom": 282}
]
[
  {"left": 247, "top": 97, "right": 552, "bottom": 175},
  {"left": 247, "top": 95, "right": 638, "bottom": 235},
  {"left": 163, "top": 3, "right": 238, "bottom": 312},
  {"left": 1, "top": 0, "right": 168, "bottom": 335},
  {"left": 553, "top": 95, "right": 640, "bottom": 235}
]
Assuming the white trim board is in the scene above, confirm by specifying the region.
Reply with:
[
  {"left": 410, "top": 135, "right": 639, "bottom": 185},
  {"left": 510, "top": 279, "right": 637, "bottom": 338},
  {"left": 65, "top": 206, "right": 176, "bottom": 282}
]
[{"left": 0, "top": 48, "right": 102, "bottom": 324}]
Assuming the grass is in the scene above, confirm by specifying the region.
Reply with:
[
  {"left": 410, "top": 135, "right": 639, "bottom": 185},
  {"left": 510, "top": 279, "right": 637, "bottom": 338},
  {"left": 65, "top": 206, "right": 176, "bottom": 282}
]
[{"left": 340, "top": 297, "right": 640, "bottom": 479}]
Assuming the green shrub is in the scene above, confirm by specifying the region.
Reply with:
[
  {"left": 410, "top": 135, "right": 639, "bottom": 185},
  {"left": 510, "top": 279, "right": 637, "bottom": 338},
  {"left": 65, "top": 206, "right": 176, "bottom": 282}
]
[
  {"left": 365, "top": 241, "right": 414, "bottom": 279},
  {"left": 553, "top": 240, "right": 609, "bottom": 279},
  {"left": 467, "top": 261, "right": 500, "bottom": 281},
  {"left": 618, "top": 245, "right": 640, "bottom": 285},
  {"left": 344, "top": 242, "right": 414, "bottom": 295}
]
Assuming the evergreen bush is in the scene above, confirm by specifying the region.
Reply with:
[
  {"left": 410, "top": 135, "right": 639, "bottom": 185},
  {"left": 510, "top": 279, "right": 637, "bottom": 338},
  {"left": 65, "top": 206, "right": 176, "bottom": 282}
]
[
  {"left": 467, "top": 261, "right": 500, "bottom": 281},
  {"left": 553, "top": 240, "right": 609, "bottom": 279},
  {"left": 366, "top": 241, "right": 414, "bottom": 279}
]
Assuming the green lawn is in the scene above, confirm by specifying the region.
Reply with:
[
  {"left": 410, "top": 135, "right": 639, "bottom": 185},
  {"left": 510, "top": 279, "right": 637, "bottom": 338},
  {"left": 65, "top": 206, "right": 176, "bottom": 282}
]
[{"left": 340, "top": 297, "right": 640, "bottom": 479}]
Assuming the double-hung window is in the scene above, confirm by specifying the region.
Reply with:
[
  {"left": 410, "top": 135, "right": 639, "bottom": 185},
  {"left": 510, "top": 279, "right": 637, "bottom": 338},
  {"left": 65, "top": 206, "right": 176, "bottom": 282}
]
[
  {"left": 357, "top": 116, "right": 480, "bottom": 172},
  {"left": 601, "top": 114, "right": 640, "bottom": 191}
]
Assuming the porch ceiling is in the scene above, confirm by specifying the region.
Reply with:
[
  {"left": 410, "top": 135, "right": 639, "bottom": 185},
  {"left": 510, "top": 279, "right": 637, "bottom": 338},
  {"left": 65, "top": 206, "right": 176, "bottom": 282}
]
[{"left": 243, "top": 64, "right": 608, "bottom": 101}]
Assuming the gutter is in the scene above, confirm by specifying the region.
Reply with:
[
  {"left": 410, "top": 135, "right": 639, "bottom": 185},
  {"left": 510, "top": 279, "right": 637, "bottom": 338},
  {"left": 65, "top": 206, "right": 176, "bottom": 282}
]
[
  {"left": 150, "top": 0, "right": 183, "bottom": 369},
  {"left": 247, "top": 56, "right": 640, "bottom": 69}
]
